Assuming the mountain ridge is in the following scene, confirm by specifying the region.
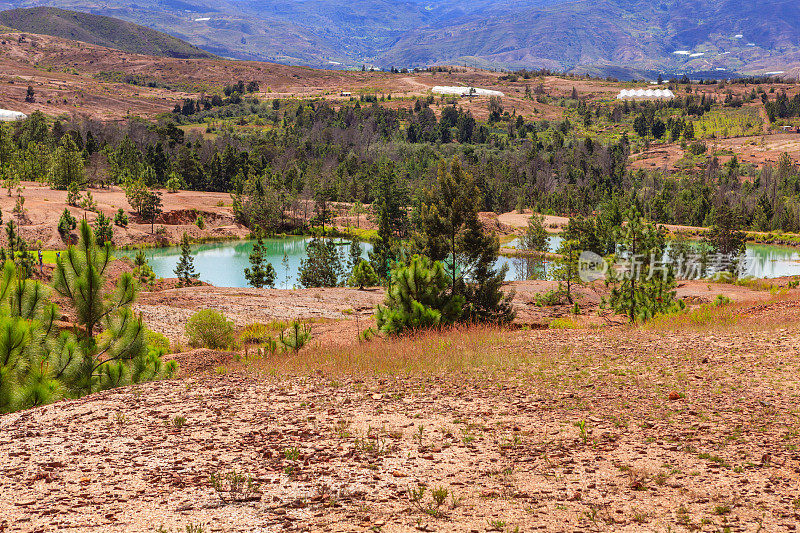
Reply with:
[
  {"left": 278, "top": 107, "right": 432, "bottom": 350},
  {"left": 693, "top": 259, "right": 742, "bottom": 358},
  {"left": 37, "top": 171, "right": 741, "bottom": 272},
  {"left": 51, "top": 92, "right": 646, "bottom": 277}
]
[
  {"left": 1, "top": 0, "right": 799, "bottom": 77},
  {"left": 0, "top": 6, "right": 217, "bottom": 58}
]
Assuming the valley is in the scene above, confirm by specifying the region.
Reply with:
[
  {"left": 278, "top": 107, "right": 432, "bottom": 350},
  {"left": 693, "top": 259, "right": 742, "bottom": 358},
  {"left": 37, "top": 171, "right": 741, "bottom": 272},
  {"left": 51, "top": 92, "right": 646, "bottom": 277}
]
[
  {"left": 3, "top": 0, "right": 800, "bottom": 75},
  {"left": 0, "top": 22, "right": 799, "bottom": 533}
]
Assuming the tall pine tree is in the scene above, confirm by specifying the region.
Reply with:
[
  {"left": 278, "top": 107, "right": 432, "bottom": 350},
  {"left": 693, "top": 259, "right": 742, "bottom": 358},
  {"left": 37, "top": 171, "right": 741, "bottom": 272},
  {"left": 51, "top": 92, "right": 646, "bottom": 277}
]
[
  {"left": 244, "top": 226, "right": 276, "bottom": 288},
  {"left": 414, "top": 157, "right": 514, "bottom": 323},
  {"left": 368, "top": 164, "right": 408, "bottom": 281},
  {"left": 606, "top": 207, "right": 682, "bottom": 322},
  {"left": 174, "top": 232, "right": 197, "bottom": 286}
]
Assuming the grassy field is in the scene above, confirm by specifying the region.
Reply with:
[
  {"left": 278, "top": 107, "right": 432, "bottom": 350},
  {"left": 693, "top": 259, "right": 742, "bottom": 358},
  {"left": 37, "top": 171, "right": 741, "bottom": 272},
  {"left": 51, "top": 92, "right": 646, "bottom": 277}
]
[{"left": 694, "top": 106, "right": 762, "bottom": 139}]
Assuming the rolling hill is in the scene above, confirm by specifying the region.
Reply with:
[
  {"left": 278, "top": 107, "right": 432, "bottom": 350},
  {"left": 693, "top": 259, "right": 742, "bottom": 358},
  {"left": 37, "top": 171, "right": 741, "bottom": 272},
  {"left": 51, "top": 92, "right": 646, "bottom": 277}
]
[
  {"left": 0, "top": 6, "right": 217, "bottom": 58},
  {"left": 0, "top": 0, "right": 799, "bottom": 76}
]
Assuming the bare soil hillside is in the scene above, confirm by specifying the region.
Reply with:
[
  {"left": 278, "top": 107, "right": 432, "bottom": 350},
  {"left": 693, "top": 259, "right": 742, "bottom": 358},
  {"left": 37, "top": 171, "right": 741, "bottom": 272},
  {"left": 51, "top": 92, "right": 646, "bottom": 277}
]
[
  {"left": 0, "top": 182, "right": 247, "bottom": 249},
  {"left": 1, "top": 294, "right": 800, "bottom": 532}
]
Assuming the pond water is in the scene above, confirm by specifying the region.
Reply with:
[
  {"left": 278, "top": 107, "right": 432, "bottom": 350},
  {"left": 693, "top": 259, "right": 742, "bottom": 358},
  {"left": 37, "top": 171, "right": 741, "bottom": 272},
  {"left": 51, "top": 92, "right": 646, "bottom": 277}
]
[
  {"left": 118, "top": 236, "right": 372, "bottom": 289},
  {"left": 122, "top": 235, "right": 800, "bottom": 288},
  {"left": 503, "top": 237, "right": 800, "bottom": 279}
]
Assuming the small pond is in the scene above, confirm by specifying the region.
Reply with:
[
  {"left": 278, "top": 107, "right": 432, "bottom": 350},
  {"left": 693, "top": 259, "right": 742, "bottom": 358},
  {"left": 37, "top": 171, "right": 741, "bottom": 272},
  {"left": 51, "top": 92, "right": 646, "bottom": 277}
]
[
  {"left": 118, "top": 236, "right": 371, "bottom": 288},
  {"left": 121, "top": 235, "right": 800, "bottom": 288}
]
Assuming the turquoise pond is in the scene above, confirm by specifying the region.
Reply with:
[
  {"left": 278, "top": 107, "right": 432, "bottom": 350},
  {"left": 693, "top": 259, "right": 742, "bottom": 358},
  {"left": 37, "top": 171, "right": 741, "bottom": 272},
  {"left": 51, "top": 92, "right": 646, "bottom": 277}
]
[
  {"left": 120, "top": 236, "right": 800, "bottom": 288},
  {"left": 118, "top": 236, "right": 370, "bottom": 289}
]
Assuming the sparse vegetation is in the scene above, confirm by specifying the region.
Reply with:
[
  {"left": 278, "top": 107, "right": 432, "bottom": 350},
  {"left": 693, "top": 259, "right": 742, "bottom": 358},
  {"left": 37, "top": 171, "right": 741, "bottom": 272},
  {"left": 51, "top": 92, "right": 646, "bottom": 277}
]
[{"left": 185, "top": 309, "right": 234, "bottom": 350}]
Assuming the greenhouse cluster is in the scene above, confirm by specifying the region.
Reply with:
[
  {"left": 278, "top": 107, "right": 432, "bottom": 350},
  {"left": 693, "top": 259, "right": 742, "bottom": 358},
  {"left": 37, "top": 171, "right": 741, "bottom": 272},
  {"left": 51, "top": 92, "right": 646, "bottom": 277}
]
[{"left": 616, "top": 88, "right": 675, "bottom": 100}]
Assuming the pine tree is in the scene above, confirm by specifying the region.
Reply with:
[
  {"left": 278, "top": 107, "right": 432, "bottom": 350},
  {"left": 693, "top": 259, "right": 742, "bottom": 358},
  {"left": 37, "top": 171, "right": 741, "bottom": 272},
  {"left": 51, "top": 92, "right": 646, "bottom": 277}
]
[
  {"left": 551, "top": 239, "right": 582, "bottom": 304},
  {"left": 114, "top": 208, "right": 129, "bottom": 227},
  {"left": 347, "top": 238, "right": 363, "bottom": 275},
  {"left": 298, "top": 237, "right": 343, "bottom": 288},
  {"left": 66, "top": 181, "right": 81, "bottom": 207},
  {"left": 375, "top": 255, "right": 464, "bottom": 335},
  {"left": 349, "top": 260, "right": 379, "bottom": 290},
  {"left": 132, "top": 247, "right": 155, "bottom": 287},
  {"left": 140, "top": 189, "right": 163, "bottom": 234},
  {"left": 369, "top": 205, "right": 396, "bottom": 281},
  {"left": 368, "top": 166, "right": 408, "bottom": 281},
  {"left": 58, "top": 208, "right": 76, "bottom": 238},
  {"left": 51, "top": 220, "right": 176, "bottom": 396},
  {"left": 174, "top": 232, "right": 197, "bottom": 287},
  {"left": 606, "top": 208, "right": 682, "bottom": 322},
  {"left": 0, "top": 260, "right": 62, "bottom": 412},
  {"left": 49, "top": 135, "right": 84, "bottom": 190},
  {"left": 279, "top": 320, "right": 311, "bottom": 352},
  {"left": 4, "top": 220, "right": 33, "bottom": 279},
  {"left": 244, "top": 227, "right": 276, "bottom": 288},
  {"left": 281, "top": 252, "right": 290, "bottom": 288},
  {"left": 521, "top": 213, "right": 549, "bottom": 252},
  {"left": 703, "top": 204, "right": 747, "bottom": 275},
  {"left": 415, "top": 157, "right": 514, "bottom": 323},
  {"left": 93, "top": 212, "right": 113, "bottom": 246}
]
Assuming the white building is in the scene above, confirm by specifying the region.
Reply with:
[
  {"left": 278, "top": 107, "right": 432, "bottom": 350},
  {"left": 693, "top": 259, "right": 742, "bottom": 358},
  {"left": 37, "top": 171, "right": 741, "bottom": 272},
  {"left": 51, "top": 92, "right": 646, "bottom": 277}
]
[{"left": 0, "top": 109, "right": 27, "bottom": 121}]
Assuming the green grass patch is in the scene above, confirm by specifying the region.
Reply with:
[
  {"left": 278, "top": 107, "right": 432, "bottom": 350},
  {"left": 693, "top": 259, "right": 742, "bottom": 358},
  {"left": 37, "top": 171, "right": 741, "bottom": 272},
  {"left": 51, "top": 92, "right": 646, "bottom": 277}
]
[{"left": 694, "top": 106, "right": 761, "bottom": 139}]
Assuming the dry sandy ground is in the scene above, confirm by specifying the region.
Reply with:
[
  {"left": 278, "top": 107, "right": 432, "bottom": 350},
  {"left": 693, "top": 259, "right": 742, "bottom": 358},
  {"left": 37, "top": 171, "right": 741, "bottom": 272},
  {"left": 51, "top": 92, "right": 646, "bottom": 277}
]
[
  {"left": 0, "top": 182, "right": 248, "bottom": 250},
  {"left": 715, "top": 133, "right": 800, "bottom": 168},
  {"left": 630, "top": 145, "right": 687, "bottom": 171},
  {"left": 628, "top": 133, "right": 800, "bottom": 173},
  {"left": 1, "top": 294, "right": 800, "bottom": 532},
  {"left": 497, "top": 211, "right": 569, "bottom": 233},
  {"left": 496, "top": 209, "right": 800, "bottom": 244},
  {"left": 136, "top": 286, "right": 384, "bottom": 347},
  {"left": 134, "top": 278, "right": 782, "bottom": 349}
]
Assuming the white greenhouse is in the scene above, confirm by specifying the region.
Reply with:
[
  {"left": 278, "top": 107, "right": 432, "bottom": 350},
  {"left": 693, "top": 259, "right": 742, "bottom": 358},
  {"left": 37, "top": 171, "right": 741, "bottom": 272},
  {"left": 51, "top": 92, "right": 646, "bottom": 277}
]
[
  {"left": 432, "top": 86, "right": 505, "bottom": 97},
  {"left": 0, "top": 109, "right": 27, "bottom": 121},
  {"left": 616, "top": 88, "right": 675, "bottom": 100}
]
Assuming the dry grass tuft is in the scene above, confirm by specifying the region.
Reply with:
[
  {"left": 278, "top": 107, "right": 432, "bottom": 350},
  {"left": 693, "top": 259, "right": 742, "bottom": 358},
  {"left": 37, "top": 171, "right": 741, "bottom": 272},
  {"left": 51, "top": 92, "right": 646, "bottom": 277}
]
[
  {"left": 256, "top": 325, "right": 524, "bottom": 376},
  {"left": 643, "top": 302, "right": 739, "bottom": 332},
  {"left": 645, "top": 294, "right": 797, "bottom": 333}
]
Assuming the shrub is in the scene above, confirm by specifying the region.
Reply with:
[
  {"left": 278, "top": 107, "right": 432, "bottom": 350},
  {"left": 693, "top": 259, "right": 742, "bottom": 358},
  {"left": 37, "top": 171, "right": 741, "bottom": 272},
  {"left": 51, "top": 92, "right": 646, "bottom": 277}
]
[
  {"left": 712, "top": 294, "right": 732, "bottom": 307},
  {"left": 57, "top": 208, "right": 76, "bottom": 237},
  {"left": 185, "top": 309, "right": 234, "bottom": 349},
  {"left": 375, "top": 255, "right": 463, "bottom": 335},
  {"left": 535, "top": 287, "right": 565, "bottom": 306},
  {"left": 114, "top": 208, "right": 128, "bottom": 227},
  {"left": 239, "top": 322, "right": 274, "bottom": 344},
  {"left": 348, "top": 260, "right": 379, "bottom": 289},
  {"left": 688, "top": 141, "right": 707, "bottom": 155},
  {"left": 279, "top": 320, "right": 311, "bottom": 352},
  {"left": 146, "top": 329, "right": 171, "bottom": 352},
  {"left": 165, "top": 174, "right": 182, "bottom": 193},
  {"left": 549, "top": 317, "right": 577, "bottom": 329}
]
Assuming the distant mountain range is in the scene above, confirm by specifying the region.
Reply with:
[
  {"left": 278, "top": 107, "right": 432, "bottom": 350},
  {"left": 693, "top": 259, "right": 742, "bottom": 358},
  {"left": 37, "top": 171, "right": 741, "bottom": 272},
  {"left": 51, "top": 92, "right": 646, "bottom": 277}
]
[
  {"left": 0, "top": 6, "right": 216, "bottom": 58},
  {"left": 1, "top": 0, "right": 799, "bottom": 77}
]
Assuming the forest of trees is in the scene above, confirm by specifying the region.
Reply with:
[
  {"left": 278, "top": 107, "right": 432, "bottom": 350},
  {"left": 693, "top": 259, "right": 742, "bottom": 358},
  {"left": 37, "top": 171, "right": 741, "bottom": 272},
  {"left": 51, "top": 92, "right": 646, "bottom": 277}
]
[{"left": 1, "top": 94, "right": 800, "bottom": 240}]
